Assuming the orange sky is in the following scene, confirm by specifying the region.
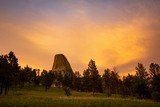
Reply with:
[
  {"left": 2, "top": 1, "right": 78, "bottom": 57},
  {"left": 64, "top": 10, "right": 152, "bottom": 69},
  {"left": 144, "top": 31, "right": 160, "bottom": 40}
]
[{"left": 0, "top": 0, "right": 160, "bottom": 76}]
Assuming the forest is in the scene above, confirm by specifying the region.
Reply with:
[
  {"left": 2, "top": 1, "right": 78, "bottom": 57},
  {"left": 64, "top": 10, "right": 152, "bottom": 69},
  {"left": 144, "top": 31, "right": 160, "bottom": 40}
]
[{"left": 0, "top": 51, "right": 160, "bottom": 102}]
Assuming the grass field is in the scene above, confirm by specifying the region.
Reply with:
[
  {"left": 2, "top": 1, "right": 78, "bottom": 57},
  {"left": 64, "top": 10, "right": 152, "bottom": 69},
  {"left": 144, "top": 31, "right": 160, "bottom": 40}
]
[{"left": 0, "top": 87, "right": 160, "bottom": 107}]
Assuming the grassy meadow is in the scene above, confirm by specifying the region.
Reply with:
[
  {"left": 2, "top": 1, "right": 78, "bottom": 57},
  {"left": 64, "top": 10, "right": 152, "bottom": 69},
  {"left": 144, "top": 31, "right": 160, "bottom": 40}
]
[{"left": 0, "top": 87, "right": 160, "bottom": 107}]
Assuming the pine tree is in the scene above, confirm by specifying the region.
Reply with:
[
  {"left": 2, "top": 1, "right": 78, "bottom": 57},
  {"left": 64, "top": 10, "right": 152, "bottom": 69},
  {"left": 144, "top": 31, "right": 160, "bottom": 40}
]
[
  {"left": 135, "top": 63, "right": 149, "bottom": 99},
  {"left": 102, "top": 69, "right": 111, "bottom": 96},
  {"left": 41, "top": 70, "right": 55, "bottom": 91},
  {"left": 149, "top": 63, "right": 160, "bottom": 92},
  {"left": 82, "top": 70, "right": 91, "bottom": 92},
  {"left": 87, "top": 59, "right": 102, "bottom": 95},
  {"left": 73, "top": 71, "right": 82, "bottom": 91}
]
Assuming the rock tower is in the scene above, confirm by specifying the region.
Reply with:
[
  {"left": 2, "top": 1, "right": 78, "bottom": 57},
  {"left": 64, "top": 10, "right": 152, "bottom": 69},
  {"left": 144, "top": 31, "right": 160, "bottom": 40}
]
[{"left": 52, "top": 54, "right": 73, "bottom": 75}]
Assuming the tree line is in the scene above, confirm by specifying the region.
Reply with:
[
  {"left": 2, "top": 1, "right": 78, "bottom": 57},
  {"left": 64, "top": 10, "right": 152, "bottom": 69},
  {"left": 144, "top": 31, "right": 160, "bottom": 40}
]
[{"left": 0, "top": 51, "right": 160, "bottom": 101}]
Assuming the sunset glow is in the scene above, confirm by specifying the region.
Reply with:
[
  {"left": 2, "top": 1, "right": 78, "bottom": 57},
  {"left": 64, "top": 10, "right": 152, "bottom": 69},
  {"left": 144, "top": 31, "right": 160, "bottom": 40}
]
[{"left": 0, "top": 0, "right": 160, "bottom": 75}]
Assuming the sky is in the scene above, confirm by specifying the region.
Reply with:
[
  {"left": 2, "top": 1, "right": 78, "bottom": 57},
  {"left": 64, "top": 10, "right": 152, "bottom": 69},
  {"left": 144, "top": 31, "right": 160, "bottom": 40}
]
[{"left": 0, "top": 0, "right": 160, "bottom": 76}]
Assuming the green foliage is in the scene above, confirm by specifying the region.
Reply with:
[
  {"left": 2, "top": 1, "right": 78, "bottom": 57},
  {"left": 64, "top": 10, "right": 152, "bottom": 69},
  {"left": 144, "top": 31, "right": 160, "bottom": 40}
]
[{"left": 152, "top": 91, "right": 160, "bottom": 101}]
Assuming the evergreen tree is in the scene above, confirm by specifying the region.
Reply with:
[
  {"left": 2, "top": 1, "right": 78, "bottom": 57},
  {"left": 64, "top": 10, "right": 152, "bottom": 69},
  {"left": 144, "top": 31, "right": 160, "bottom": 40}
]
[
  {"left": 136, "top": 63, "right": 148, "bottom": 80},
  {"left": 82, "top": 70, "right": 91, "bottom": 92},
  {"left": 73, "top": 71, "right": 82, "bottom": 91},
  {"left": 41, "top": 70, "right": 55, "bottom": 91},
  {"left": 122, "top": 74, "right": 135, "bottom": 96},
  {"left": 102, "top": 69, "right": 111, "bottom": 96},
  {"left": 0, "top": 55, "right": 11, "bottom": 95},
  {"left": 62, "top": 71, "right": 73, "bottom": 88},
  {"left": 54, "top": 72, "right": 63, "bottom": 87},
  {"left": 110, "top": 69, "right": 120, "bottom": 94},
  {"left": 0, "top": 52, "right": 20, "bottom": 95},
  {"left": 149, "top": 63, "right": 160, "bottom": 92},
  {"left": 135, "top": 63, "right": 149, "bottom": 99},
  {"left": 33, "top": 69, "right": 40, "bottom": 86},
  {"left": 7, "top": 51, "right": 20, "bottom": 86},
  {"left": 87, "top": 59, "right": 102, "bottom": 95}
]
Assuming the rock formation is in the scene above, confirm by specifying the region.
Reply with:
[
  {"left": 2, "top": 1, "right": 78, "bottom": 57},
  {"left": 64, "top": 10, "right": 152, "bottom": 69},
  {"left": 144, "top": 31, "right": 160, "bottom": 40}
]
[{"left": 52, "top": 54, "right": 73, "bottom": 76}]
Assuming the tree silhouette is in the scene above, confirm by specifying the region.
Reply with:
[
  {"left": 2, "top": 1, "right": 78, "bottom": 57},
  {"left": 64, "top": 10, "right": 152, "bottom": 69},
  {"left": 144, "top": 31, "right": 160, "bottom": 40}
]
[
  {"left": 149, "top": 63, "right": 160, "bottom": 92},
  {"left": 135, "top": 63, "right": 149, "bottom": 99},
  {"left": 86, "top": 59, "right": 102, "bottom": 95},
  {"left": 54, "top": 72, "right": 63, "bottom": 87},
  {"left": 18, "top": 65, "right": 37, "bottom": 87},
  {"left": 41, "top": 70, "right": 55, "bottom": 91},
  {"left": 62, "top": 71, "right": 73, "bottom": 88},
  {"left": 1, "top": 51, "right": 160, "bottom": 101},
  {"left": 33, "top": 69, "right": 41, "bottom": 86},
  {"left": 73, "top": 71, "right": 82, "bottom": 91},
  {"left": 102, "top": 69, "right": 111, "bottom": 96},
  {"left": 0, "top": 55, "right": 10, "bottom": 95},
  {"left": 0, "top": 52, "right": 20, "bottom": 95},
  {"left": 110, "top": 68, "right": 120, "bottom": 94},
  {"left": 136, "top": 63, "right": 148, "bottom": 80},
  {"left": 8, "top": 51, "right": 20, "bottom": 87},
  {"left": 82, "top": 70, "right": 91, "bottom": 92},
  {"left": 122, "top": 74, "right": 135, "bottom": 96}
]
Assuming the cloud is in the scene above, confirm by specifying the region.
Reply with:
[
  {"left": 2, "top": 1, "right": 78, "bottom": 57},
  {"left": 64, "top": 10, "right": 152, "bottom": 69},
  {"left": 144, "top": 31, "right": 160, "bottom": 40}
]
[{"left": 0, "top": 0, "right": 160, "bottom": 75}]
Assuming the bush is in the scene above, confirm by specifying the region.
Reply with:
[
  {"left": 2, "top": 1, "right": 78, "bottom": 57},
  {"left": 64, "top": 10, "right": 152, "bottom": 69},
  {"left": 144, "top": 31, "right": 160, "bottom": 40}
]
[
  {"left": 152, "top": 91, "right": 160, "bottom": 101},
  {"left": 63, "top": 87, "right": 71, "bottom": 96},
  {"left": 104, "top": 89, "right": 111, "bottom": 97}
]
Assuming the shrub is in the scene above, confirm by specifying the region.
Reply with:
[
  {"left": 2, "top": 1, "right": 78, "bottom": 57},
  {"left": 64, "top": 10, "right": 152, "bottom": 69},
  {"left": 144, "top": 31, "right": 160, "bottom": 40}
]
[
  {"left": 104, "top": 89, "right": 111, "bottom": 97},
  {"left": 63, "top": 87, "right": 71, "bottom": 96},
  {"left": 152, "top": 91, "right": 160, "bottom": 101}
]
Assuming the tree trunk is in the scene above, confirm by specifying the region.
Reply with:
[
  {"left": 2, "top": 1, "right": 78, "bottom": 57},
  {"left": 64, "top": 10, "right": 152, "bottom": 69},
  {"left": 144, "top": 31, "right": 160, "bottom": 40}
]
[
  {"left": 92, "top": 88, "right": 95, "bottom": 96},
  {"left": 0, "top": 85, "right": 3, "bottom": 95},
  {"left": 45, "top": 85, "right": 48, "bottom": 92},
  {"left": 4, "top": 86, "right": 8, "bottom": 95}
]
